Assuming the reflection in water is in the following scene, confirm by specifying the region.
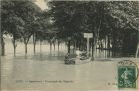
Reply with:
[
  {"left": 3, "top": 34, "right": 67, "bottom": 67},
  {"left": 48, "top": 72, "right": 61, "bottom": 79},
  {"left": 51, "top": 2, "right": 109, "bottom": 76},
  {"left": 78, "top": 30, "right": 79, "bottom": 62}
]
[{"left": 95, "top": 49, "right": 135, "bottom": 58}]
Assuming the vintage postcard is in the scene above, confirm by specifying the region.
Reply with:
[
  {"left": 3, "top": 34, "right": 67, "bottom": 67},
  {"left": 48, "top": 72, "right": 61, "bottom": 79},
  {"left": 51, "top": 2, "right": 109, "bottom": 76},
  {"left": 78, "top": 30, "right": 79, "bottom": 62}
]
[{"left": 0, "top": 0, "right": 139, "bottom": 91}]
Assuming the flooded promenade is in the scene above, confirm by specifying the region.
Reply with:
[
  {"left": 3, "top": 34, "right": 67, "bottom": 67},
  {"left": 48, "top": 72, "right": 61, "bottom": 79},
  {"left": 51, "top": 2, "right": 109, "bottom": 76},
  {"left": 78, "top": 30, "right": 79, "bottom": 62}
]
[{"left": 1, "top": 40, "right": 139, "bottom": 90}]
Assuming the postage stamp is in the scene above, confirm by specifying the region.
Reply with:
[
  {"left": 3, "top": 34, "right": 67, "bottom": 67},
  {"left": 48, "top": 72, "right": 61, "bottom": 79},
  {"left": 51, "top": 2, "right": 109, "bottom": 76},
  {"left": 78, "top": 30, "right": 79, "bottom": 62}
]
[{"left": 118, "top": 60, "right": 138, "bottom": 89}]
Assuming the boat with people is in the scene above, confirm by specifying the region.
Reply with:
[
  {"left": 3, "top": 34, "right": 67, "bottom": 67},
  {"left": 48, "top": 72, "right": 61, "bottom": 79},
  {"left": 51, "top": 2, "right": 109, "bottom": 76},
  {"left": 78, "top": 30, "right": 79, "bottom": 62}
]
[{"left": 64, "top": 49, "right": 91, "bottom": 64}]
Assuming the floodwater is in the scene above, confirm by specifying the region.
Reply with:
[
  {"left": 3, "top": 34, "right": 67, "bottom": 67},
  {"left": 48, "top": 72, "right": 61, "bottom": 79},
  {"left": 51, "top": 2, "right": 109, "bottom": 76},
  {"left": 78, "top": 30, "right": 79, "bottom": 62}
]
[{"left": 1, "top": 39, "right": 139, "bottom": 91}]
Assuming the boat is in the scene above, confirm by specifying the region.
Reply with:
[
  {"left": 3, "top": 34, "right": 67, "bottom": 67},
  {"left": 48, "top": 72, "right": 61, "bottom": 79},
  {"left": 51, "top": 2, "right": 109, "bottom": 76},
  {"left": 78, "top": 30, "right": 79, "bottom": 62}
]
[
  {"left": 64, "top": 53, "right": 91, "bottom": 65},
  {"left": 75, "top": 57, "right": 91, "bottom": 64}
]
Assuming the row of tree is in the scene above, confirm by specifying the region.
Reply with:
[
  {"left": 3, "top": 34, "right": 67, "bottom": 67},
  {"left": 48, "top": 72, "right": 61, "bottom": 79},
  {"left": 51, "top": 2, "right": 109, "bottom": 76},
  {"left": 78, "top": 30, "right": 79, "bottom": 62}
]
[
  {"left": 48, "top": 1, "right": 139, "bottom": 58},
  {"left": 1, "top": 0, "right": 52, "bottom": 56},
  {"left": 1, "top": 1, "right": 139, "bottom": 58}
]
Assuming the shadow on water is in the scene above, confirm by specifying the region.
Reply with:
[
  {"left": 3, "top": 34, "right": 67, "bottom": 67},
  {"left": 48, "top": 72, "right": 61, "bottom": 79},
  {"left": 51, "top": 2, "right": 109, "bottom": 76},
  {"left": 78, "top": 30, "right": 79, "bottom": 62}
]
[
  {"left": 95, "top": 49, "right": 136, "bottom": 58},
  {"left": 2, "top": 48, "right": 136, "bottom": 63},
  {"left": 15, "top": 51, "right": 66, "bottom": 62},
  {"left": 2, "top": 50, "right": 66, "bottom": 63}
]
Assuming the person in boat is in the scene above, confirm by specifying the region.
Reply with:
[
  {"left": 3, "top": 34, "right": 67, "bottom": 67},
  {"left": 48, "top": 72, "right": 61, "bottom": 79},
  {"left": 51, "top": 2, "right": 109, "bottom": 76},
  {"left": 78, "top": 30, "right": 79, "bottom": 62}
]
[
  {"left": 64, "top": 53, "right": 69, "bottom": 64},
  {"left": 65, "top": 53, "right": 75, "bottom": 64},
  {"left": 65, "top": 53, "right": 69, "bottom": 60},
  {"left": 76, "top": 48, "right": 81, "bottom": 58},
  {"left": 76, "top": 48, "right": 88, "bottom": 60}
]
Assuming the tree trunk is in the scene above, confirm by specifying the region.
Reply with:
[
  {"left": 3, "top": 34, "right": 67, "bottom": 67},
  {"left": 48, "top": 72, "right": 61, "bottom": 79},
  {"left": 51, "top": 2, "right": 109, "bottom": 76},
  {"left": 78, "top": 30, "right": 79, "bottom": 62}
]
[
  {"left": 25, "top": 43, "right": 27, "bottom": 55},
  {"left": 135, "top": 32, "right": 139, "bottom": 58},
  {"left": 58, "top": 41, "right": 60, "bottom": 51},
  {"left": 92, "top": 13, "right": 102, "bottom": 60},
  {"left": 24, "top": 39, "right": 29, "bottom": 55},
  {"left": 33, "top": 42, "right": 36, "bottom": 54},
  {"left": 74, "top": 41, "right": 76, "bottom": 53},
  {"left": 92, "top": 36, "right": 96, "bottom": 60},
  {"left": 100, "top": 41, "right": 103, "bottom": 50},
  {"left": 53, "top": 43, "right": 55, "bottom": 51},
  {"left": 40, "top": 39, "right": 42, "bottom": 52},
  {"left": 92, "top": 27, "right": 99, "bottom": 60},
  {"left": 1, "top": 33, "right": 5, "bottom": 56},
  {"left": 135, "top": 44, "right": 139, "bottom": 58},
  {"left": 14, "top": 45, "right": 16, "bottom": 56},
  {"left": 105, "top": 36, "right": 107, "bottom": 58},
  {"left": 50, "top": 41, "right": 52, "bottom": 51},
  {"left": 76, "top": 41, "right": 79, "bottom": 49},
  {"left": 33, "top": 33, "right": 37, "bottom": 54},
  {"left": 68, "top": 40, "right": 71, "bottom": 53},
  {"left": 23, "top": 34, "right": 32, "bottom": 55},
  {"left": 112, "top": 34, "right": 117, "bottom": 51},
  {"left": 107, "top": 35, "right": 111, "bottom": 50},
  {"left": 112, "top": 38, "right": 116, "bottom": 57},
  {"left": 105, "top": 36, "right": 107, "bottom": 49},
  {"left": 12, "top": 36, "right": 17, "bottom": 56}
]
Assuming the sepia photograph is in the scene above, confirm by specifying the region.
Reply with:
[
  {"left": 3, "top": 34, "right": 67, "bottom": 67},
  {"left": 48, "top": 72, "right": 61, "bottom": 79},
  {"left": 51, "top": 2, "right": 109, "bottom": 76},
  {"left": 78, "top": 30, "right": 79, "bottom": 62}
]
[{"left": 0, "top": 0, "right": 139, "bottom": 91}]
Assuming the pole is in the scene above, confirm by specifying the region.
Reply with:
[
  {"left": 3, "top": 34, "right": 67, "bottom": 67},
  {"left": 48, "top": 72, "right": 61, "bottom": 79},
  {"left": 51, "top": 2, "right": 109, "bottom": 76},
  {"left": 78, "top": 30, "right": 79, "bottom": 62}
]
[
  {"left": 87, "top": 38, "right": 89, "bottom": 57},
  {"left": 84, "top": 33, "right": 93, "bottom": 58}
]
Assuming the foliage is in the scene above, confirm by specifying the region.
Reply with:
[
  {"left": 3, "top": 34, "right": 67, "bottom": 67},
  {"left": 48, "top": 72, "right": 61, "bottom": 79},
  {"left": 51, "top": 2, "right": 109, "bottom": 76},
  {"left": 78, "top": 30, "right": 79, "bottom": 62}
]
[
  {"left": 48, "top": 1, "right": 139, "bottom": 43},
  {"left": 1, "top": 0, "right": 42, "bottom": 38}
]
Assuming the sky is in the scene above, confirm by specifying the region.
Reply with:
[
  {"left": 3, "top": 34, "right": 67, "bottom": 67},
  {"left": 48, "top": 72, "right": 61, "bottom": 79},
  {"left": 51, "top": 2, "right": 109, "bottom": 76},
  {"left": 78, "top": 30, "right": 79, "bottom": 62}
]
[
  {"left": 34, "top": 0, "right": 139, "bottom": 10},
  {"left": 35, "top": 0, "right": 48, "bottom": 10}
]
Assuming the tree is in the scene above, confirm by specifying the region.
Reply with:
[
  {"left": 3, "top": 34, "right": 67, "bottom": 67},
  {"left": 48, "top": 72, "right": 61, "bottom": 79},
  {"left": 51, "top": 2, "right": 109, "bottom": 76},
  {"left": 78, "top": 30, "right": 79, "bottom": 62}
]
[
  {"left": 48, "top": 1, "right": 139, "bottom": 58},
  {"left": 1, "top": 1, "right": 14, "bottom": 56},
  {"left": 48, "top": 1, "right": 85, "bottom": 53},
  {"left": 13, "top": 0, "right": 41, "bottom": 55},
  {"left": 1, "top": 1, "right": 25, "bottom": 56},
  {"left": 1, "top": 0, "right": 42, "bottom": 55},
  {"left": 7, "top": 16, "right": 24, "bottom": 56}
]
